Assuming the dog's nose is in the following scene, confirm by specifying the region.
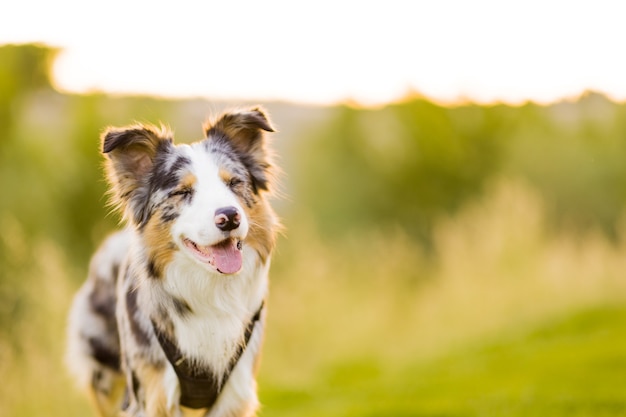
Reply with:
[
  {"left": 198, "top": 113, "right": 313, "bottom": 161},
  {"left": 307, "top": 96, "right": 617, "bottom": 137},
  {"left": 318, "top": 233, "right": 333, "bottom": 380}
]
[{"left": 214, "top": 206, "right": 241, "bottom": 231}]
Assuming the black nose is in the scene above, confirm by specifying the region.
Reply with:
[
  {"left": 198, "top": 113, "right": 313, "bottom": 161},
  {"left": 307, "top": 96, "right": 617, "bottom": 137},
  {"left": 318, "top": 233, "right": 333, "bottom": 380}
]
[{"left": 214, "top": 206, "right": 241, "bottom": 231}]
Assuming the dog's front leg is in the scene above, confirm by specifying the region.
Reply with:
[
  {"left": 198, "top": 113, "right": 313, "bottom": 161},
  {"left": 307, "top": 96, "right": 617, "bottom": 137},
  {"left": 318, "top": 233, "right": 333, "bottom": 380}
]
[
  {"left": 122, "top": 364, "right": 182, "bottom": 417},
  {"left": 162, "top": 362, "right": 185, "bottom": 417},
  {"left": 144, "top": 364, "right": 177, "bottom": 417}
]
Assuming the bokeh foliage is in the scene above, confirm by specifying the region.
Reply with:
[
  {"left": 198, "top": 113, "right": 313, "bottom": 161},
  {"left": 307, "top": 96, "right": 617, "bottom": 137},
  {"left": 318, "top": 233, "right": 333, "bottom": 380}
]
[
  {"left": 293, "top": 92, "right": 626, "bottom": 243},
  {"left": 1, "top": 44, "right": 626, "bottom": 416}
]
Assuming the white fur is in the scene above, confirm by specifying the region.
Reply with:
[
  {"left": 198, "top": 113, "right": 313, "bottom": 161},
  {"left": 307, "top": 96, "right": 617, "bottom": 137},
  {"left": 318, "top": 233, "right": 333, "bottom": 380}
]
[
  {"left": 207, "top": 313, "right": 265, "bottom": 417},
  {"left": 147, "top": 248, "right": 268, "bottom": 379},
  {"left": 144, "top": 143, "right": 269, "bottom": 415},
  {"left": 66, "top": 281, "right": 103, "bottom": 388},
  {"left": 163, "top": 363, "right": 181, "bottom": 413},
  {"left": 142, "top": 143, "right": 268, "bottom": 380},
  {"left": 66, "top": 230, "right": 130, "bottom": 388},
  {"left": 171, "top": 145, "right": 249, "bottom": 250}
]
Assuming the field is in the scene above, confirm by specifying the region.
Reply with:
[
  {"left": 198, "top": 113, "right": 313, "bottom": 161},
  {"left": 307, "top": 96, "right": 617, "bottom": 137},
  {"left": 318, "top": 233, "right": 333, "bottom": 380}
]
[
  {"left": 1, "top": 44, "right": 626, "bottom": 416},
  {"left": 2, "top": 180, "right": 626, "bottom": 417},
  {"left": 263, "top": 306, "right": 626, "bottom": 417}
]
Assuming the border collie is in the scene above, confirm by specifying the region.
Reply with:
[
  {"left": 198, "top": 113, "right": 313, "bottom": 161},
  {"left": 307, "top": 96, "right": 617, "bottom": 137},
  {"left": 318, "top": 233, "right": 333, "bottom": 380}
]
[{"left": 66, "top": 108, "right": 280, "bottom": 417}]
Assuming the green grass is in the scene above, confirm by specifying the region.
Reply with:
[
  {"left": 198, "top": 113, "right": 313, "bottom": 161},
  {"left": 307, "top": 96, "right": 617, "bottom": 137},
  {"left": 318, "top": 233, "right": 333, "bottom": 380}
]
[
  {"left": 254, "top": 180, "right": 626, "bottom": 417},
  {"left": 260, "top": 305, "right": 626, "bottom": 417},
  {"left": 3, "top": 181, "right": 626, "bottom": 417}
]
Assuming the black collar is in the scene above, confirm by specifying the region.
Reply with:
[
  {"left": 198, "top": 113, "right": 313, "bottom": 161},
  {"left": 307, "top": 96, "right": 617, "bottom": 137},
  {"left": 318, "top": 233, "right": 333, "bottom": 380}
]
[{"left": 151, "top": 302, "right": 264, "bottom": 409}]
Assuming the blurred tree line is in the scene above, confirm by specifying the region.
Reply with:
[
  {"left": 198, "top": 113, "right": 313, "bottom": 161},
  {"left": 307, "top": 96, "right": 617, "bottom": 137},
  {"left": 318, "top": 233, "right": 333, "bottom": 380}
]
[
  {"left": 1, "top": 43, "right": 626, "bottom": 338},
  {"left": 294, "top": 90, "right": 626, "bottom": 243}
]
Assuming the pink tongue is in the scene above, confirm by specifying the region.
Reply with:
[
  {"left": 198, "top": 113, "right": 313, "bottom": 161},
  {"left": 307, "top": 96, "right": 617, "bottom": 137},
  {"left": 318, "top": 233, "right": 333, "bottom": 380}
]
[{"left": 213, "top": 241, "right": 243, "bottom": 274}]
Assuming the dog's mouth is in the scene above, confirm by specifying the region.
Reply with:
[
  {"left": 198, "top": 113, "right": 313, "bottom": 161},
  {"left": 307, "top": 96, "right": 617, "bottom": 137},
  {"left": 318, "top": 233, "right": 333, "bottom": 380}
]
[{"left": 182, "top": 237, "right": 243, "bottom": 274}]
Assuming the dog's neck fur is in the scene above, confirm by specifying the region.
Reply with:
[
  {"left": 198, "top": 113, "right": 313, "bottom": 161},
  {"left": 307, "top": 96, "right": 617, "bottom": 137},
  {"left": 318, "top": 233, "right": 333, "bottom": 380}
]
[{"left": 138, "top": 241, "right": 270, "bottom": 380}]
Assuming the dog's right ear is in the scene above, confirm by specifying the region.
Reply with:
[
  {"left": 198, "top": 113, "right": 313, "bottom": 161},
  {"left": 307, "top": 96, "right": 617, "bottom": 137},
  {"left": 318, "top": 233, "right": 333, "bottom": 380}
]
[
  {"left": 205, "top": 107, "right": 275, "bottom": 194},
  {"left": 101, "top": 124, "right": 173, "bottom": 224}
]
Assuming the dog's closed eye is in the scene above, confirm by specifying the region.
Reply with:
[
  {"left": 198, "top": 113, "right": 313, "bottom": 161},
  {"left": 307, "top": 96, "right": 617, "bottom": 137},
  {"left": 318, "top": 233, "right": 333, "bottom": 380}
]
[
  {"left": 170, "top": 187, "right": 194, "bottom": 198},
  {"left": 227, "top": 177, "right": 243, "bottom": 189}
]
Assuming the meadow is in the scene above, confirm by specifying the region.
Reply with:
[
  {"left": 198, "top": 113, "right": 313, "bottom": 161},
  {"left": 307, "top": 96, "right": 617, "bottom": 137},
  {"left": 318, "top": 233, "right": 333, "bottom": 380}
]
[{"left": 1, "top": 44, "right": 626, "bottom": 417}]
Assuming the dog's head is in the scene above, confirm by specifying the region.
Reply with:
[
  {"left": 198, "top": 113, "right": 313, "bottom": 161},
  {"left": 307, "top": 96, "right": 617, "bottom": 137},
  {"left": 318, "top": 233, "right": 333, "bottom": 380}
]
[{"left": 102, "top": 107, "right": 278, "bottom": 277}]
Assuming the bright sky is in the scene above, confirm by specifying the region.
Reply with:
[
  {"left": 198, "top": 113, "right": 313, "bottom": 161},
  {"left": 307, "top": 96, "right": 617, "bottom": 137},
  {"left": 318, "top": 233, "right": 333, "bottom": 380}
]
[{"left": 1, "top": 0, "right": 625, "bottom": 106}]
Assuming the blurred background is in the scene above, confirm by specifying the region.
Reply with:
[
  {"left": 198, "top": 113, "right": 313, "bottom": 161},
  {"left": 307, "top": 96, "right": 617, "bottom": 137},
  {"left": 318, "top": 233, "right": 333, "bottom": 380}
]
[{"left": 2, "top": 2, "right": 626, "bottom": 416}]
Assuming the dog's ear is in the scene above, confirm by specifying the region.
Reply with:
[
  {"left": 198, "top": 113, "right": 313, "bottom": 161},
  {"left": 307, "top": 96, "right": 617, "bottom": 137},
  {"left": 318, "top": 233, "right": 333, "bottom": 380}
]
[
  {"left": 205, "top": 107, "right": 275, "bottom": 193},
  {"left": 102, "top": 124, "right": 173, "bottom": 224}
]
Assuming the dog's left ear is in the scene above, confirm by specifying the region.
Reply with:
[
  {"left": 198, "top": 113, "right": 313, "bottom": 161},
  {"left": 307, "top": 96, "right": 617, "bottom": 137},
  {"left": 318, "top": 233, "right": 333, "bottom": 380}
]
[
  {"left": 101, "top": 124, "right": 173, "bottom": 224},
  {"left": 205, "top": 107, "right": 275, "bottom": 193}
]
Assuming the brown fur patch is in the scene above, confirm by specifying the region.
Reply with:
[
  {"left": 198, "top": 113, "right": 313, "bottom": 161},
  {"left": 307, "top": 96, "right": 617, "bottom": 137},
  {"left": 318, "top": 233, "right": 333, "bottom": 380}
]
[
  {"left": 137, "top": 365, "right": 169, "bottom": 417},
  {"left": 143, "top": 208, "right": 178, "bottom": 278},
  {"left": 243, "top": 198, "right": 279, "bottom": 263},
  {"left": 205, "top": 108, "right": 274, "bottom": 144},
  {"left": 86, "top": 373, "right": 125, "bottom": 417},
  {"left": 179, "top": 173, "right": 197, "bottom": 191},
  {"left": 218, "top": 168, "right": 231, "bottom": 184}
]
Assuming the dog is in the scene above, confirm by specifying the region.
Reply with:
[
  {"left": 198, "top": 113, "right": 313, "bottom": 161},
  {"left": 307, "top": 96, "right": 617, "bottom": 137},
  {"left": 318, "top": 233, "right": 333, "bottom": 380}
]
[{"left": 66, "top": 107, "right": 280, "bottom": 417}]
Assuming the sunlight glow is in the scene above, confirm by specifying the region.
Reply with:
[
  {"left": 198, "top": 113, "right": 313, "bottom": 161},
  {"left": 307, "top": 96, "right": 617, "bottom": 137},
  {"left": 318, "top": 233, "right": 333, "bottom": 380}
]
[{"left": 2, "top": 0, "right": 626, "bottom": 106}]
